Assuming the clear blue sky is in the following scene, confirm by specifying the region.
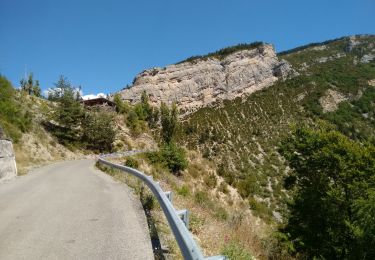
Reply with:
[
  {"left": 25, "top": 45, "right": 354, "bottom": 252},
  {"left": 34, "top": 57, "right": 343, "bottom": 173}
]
[{"left": 1, "top": 0, "right": 374, "bottom": 96}]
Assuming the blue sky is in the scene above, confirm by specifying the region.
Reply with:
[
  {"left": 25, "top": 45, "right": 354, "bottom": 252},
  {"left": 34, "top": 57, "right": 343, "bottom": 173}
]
[{"left": 1, "top": 0, "right": 374, "bottom": 96}]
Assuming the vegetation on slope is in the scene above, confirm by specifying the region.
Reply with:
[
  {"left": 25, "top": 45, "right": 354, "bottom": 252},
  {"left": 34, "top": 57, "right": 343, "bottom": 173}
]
[
  {"left": 178, "top": 41, "right": 264, "bottom": 64},
  {"left": 177, "top": 35, "right": 375, "bottom": 258},
  {"left": 0, "top": 75, "right": 32, "bottom": 142},
  {"left": 45, "top": 76, "right": 116, "bottom": 152},
  {"left": 279, "top": 124, "right": 375, "bottom": 259}
]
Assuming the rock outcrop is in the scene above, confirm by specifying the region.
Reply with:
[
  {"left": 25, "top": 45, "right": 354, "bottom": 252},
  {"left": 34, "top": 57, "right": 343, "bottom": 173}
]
[
  {"left": 0, "top": 139, "right": 17, "bottom": 181},
  {"left": 319, "top": 89, "right": 348, "bottom": 113},
  {"left": 117, "top": 44, "right": 295, "bottom": 115}
]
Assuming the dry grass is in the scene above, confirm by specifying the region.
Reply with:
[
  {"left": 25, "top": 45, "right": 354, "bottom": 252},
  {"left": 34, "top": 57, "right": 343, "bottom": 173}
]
[{"left": 105, "top": 150, "right": 278, "bottom": 259}]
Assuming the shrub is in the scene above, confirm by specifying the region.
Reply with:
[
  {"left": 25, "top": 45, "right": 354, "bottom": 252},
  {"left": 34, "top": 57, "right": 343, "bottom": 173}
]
[
  {"left": 203, "top": 173, "right": 217, "bottom": 188},
  {"left": 176, "top": 185, "right": 190, "bottom": 197},
  {"left": 124, "top": 157, "right": 139, "bottom": 168},
  {"left": 218, "top": 181, "right": 229, "bottom": 194},
  {"left": 248, "top": 198, "right": 272, "bottom": 219},
  {"left": 0, "top": 75, "right": 32, "bottom": 142},
  {"left": 145, "top": 143, "right": 188, "bottom": 174},
  {"left": 214, "top": 206, "right": 228, "bottom": 220},
  {"left": 194, "top": 191, "right": 210, "bottom": 206},
  {"left": 160, "top": 143, "right": 188, "bottom": 173},
  {"left": 237, "top": 174, "right": 260, "bottom": 198},
  {"left": 222, "top": 241, "right": 255, "bottom": 260}
]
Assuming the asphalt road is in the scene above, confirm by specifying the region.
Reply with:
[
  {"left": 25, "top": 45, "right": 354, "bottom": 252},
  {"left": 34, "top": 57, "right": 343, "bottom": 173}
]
[{"left": 0, "top": 159, "right": 154, "bottom": 260}]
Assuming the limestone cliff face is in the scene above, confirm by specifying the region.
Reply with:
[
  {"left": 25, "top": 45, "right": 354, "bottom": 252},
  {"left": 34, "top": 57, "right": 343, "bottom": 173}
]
[
  {"left": 117, "top": 44, "right": 294, "bottom": 114},
  {"left": 0, "top": 139, "right": 17, "bottom": 181}
]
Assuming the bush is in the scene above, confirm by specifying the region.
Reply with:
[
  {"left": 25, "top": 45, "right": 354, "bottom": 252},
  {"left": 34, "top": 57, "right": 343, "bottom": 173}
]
[
  {"left": 160, "top": 143, "right": 188, "bottom": 173},
  {"left": 237, "top": 174, "right": 260, "bottom": 198},
  {"left": 222, "top": 241, "right": 255, "bottom": 260},
  {"left": 203, "top": 173, "right": 217, "bottom": 188},
  {"left": 176, "top": 185, "right": 190, "bottom": 197},
  {"left": 194, "top": 191, "right": 210, "bottom": 206},
  {"left": 0, "top": 75, "right": 32, "bottom": 142},
  {"left": 214, "top": 206, "right": 228, "bottom": 220},
  {"left": 145, "top": 143, "right": 188, "bottom": 174},
  {"left": 124, "top": 157, "right": 139, "bottom": 168},
  {"left": 218, "top": 182, "right": 229, "bottom": 194}
]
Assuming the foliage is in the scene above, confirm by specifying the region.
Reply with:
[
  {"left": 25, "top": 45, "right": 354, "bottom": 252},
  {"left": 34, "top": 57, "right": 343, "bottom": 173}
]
[
  {"left": 45, "top": 75, "right": 116, "bottom": 152},
  {"left": 176, "top": 185, "right": 190, "bottom": 197},
  {"left": 145, "top": 142, "right": 188, "bottom": 174},
  {"left": 160, "top": 102, "right": 178, "bottom": 144},
  {"left": 279, "top": 124, "right": 375, "bottom": 259},
  {"left": 113, "top": 93, "right": 130, "bottom": 114},
  {"left": 82, "top": 111, "right": 116, "bottom": 152},
  {"left": 124, "top": 157, "right": 139, "bottom": 168},
  {"left": 0, "top": 75, "right": 32, "bottom": 141},
  {"left": 20, "top": 73, "right": 41, "bottom": 97},
  {"left": 181, "top": 35, "right": 375, "bottom": 220},
  {"left": 179, "top": 41, "right": 264, "bottom": 63},
  {"left": 194, "top": 190, "right": 210, "bottom": 205},
  {"left": 160, "top": 142, "right": 188, "bottom": 173},
  {"left": 221, "top": 241, "right": 255, "bottom": 260},
  {"left": 47, "top": 75, "right": 81, "bottom": 101},
  {"left": 124, "top": 91, "right": 159, "bottom": 135},
  {"left": 278, "top": 36, "right": 348, "bottom": 56},
  {"left": 126, "top": 109, "right": 146, "bottom": 136},
  {"left": 47, "top": 76, "right": 84, "bottom": 145}
]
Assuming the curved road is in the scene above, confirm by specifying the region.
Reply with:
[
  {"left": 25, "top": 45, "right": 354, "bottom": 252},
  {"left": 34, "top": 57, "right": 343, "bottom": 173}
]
[{"left": 0, "top": 159, "right": 153, "bottom": 260}]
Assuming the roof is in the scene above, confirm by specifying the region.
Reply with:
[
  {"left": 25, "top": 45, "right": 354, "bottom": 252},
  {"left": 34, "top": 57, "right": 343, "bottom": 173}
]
[{"left": 81, "top": 97, "right": 115, "bottom": 107}]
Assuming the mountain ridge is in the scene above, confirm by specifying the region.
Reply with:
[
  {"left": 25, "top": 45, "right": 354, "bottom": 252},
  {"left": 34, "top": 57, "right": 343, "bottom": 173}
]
[{"left": 116, "top": 43, "right": 296, "bottom": 115}]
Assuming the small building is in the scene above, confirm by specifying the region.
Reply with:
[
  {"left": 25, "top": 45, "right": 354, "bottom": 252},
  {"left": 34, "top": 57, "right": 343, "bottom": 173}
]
[{"left": 81, "top": 97, "right": 116, "bottom": 110}]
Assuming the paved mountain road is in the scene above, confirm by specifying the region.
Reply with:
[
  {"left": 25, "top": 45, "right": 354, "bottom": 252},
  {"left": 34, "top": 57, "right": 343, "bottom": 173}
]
[{"left": 0, "top": 159, "right": 153, "bottom": 260}]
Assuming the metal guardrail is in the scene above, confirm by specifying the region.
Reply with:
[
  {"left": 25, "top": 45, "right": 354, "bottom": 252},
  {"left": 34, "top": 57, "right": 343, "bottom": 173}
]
[{"left": 98, "top": 157, "right": 226, "bottom": 260}]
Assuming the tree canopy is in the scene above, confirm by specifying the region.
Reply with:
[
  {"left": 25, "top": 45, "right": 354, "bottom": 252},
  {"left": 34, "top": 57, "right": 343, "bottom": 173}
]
[{"left": 279, "top": 124, "right": 375, "bottom": 259}]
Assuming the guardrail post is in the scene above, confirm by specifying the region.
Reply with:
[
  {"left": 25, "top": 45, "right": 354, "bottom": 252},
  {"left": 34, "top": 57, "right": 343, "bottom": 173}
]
[
  {"left": 177, "top": 209, "right": 189, "bottom": 230},
  {"left": 165, "top": 191, "right": 173, "bottom": 203}
]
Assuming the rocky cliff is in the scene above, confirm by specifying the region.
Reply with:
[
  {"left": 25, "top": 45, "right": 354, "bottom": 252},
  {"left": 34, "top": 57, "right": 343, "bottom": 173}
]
[
  {"left": 0, "top": 139, "right": 17, "bottom": 181},
  {"left": 117, "top": 44, "right": 295, "bottom": 114}
]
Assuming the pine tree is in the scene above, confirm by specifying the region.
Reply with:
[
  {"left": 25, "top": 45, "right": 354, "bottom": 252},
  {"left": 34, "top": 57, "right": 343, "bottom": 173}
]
[{"left": 160, "top": 102, "right": 178, "bottom": 144}]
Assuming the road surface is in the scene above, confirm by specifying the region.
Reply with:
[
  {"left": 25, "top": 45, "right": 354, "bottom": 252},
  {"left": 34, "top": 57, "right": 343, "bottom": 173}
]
[{"left": 0, "top": 159, "right": 154, "bottom": 260}]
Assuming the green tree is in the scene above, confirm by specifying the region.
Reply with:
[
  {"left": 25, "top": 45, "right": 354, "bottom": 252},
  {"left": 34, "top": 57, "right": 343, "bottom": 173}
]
[
  {"left": 140, "top": 91, "right": 159, "bottom": 128},
  {"left": 160, "top": 142, "right": 188, "bottom": 173},
  {"left": 33, "top": 80, "right": 41, "bottom": 97},
  {"left": 48, "top": 76, "right": 84, "bottom": 145},
  {"left": 113, "top": 93, "right": 129, "bottom": 114},
  {"left": 141, "top": 90, "right": 152, "bottom": 117},
  {"left": 279, "top": 124, "right": 375, "bottom": 259},
  {"left": 147, "top": 106, "right": 159, "bottom": 129},
  {"left": 82, "top": 111, "right": 116, "bottom": 152},
  {"left": 20, "top": 73, "right": 41, "bottom": 96},
  {"left": 160, "top": 102, "right": 178, "bottom": 144},
  {"left": 146, "top": 142, "right": 188, "bottom": 174}
]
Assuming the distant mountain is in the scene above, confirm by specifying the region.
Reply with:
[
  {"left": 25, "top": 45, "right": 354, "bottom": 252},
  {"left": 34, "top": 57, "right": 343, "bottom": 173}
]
[{"left": 116, "top": 43, "right": 296, "bottom": 115}]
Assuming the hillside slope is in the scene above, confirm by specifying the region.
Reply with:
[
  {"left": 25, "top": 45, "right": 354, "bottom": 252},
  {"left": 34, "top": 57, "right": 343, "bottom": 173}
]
[{"left": 179, "top": 35, "right": 375, "bottom": 220}]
